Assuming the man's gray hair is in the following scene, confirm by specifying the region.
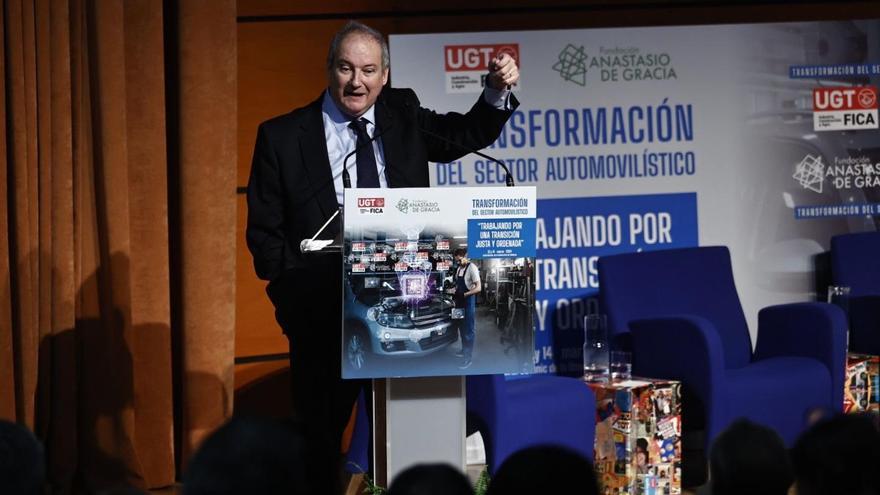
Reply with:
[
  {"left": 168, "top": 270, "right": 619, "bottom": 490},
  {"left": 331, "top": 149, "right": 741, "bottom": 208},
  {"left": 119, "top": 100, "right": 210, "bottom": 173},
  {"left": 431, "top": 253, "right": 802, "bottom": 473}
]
[{"left": 326, "top": 21, "right": 390, "bottom": 71}]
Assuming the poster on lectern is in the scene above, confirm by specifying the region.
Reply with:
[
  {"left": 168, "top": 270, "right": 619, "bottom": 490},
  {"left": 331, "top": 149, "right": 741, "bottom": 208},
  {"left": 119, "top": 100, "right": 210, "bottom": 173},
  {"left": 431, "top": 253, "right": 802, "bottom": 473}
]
[{"left": 341, "top": 186, "right": 537, "bottom": 379}]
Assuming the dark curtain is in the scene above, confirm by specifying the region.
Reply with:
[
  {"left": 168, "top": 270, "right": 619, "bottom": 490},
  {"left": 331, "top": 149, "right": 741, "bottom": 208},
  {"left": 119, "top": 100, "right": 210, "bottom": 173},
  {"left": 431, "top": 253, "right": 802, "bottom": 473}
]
[{"left": 0, "top": 0, "right": 237, "bottom": 492}]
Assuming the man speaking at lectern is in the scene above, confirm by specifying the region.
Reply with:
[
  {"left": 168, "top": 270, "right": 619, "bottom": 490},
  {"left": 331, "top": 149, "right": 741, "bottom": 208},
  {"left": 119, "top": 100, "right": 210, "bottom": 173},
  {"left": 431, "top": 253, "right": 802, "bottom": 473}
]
[{"left": 246, "top": 20, "right": 520, "bottom": 473}]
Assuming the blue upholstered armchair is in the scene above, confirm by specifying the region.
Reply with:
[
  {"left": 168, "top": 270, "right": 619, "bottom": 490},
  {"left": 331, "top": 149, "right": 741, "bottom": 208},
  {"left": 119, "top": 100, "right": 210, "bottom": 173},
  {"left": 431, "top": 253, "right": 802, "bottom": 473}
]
[
  {"left": 598, "top": 246, "right": 846, "bottom": 448},
  {"left": 831, "top": 231, "right": 880, "bottom": 355},
  {"left": 466, "top": 374, "right": 596, "bottom": 474}
]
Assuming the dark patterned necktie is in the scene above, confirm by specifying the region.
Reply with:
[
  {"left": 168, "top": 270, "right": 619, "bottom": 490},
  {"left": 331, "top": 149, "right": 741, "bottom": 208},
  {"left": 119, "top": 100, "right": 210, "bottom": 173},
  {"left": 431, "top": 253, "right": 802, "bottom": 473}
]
[{"left": 349, "top": 118, "right": 380, "bottom": 188}]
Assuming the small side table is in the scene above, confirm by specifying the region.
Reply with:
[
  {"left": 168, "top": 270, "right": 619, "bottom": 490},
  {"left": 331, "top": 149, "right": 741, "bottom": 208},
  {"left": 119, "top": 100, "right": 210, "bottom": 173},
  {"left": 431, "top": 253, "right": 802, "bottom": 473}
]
[
  {"left": 845, "top": 353, "right": 879, "bottom": 414},
  {"left": 586, "top": 378, "right": 682, "bottom": 495}
]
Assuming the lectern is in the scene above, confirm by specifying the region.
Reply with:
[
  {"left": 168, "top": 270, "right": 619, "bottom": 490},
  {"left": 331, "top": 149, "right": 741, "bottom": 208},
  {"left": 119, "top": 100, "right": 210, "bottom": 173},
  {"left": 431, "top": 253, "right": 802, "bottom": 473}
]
[{"left": 305, "top": 185, "right": 537, "bottom": 485}]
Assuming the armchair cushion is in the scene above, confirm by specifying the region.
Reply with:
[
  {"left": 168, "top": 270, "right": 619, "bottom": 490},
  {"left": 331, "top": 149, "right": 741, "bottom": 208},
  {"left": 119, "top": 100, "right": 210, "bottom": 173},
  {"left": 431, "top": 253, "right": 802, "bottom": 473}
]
[
  {"left": 467, "top": 374, "right": 596, "bottom": 474},
  {"left": 755, "top": 302, "right": 847, "bottom": 410},
  {"left": 725, "top": 357, "right": 830, "bottom": 445}
]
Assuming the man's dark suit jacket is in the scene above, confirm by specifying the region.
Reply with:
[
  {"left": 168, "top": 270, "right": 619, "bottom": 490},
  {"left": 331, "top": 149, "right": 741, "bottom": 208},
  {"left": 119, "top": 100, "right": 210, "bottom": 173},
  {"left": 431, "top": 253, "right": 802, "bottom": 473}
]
[{"left": 246, "top": 87, "right": 519, "bottom": 319}]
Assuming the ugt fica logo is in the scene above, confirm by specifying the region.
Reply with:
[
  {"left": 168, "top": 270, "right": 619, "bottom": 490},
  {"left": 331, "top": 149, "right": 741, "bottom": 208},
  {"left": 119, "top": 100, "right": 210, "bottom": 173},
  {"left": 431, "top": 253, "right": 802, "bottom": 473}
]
[
  {"left": 357, "top": 197, "right": 385, "bottom": 214},
  {"left": 812, "top": 86, "right": 879, "bottom": 132}
]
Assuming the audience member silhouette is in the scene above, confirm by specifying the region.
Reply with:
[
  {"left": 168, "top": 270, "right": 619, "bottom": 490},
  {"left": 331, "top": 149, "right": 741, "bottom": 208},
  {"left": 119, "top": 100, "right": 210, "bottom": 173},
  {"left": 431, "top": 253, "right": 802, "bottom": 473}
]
[
  {"left": 707, "top": 418, "right": 792, "bottom": 495},
  {"left": 791, "top": 413, "right": 880, "bottom": 495},
  {"left": 485, "top": 445, "right": 598, "bottom": 495},
  {"left": 387, "top": 463, "right": 474, "bottom": 495},
  {"left": 0, "top": 420, "right": 45, "bottom": 495},
  {"left": 96, "top": 486, "right": 149, "bottom": 495},
  {"left": 183, "top": 416, "right": 335, "bottom": 495}
]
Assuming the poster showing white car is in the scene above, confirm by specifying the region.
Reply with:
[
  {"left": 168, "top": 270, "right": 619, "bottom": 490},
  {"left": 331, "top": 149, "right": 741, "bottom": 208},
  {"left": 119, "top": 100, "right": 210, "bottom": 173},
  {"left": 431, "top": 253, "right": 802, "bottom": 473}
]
[{"left": 342, "top": 186, "right": 537, "bottom": 379}]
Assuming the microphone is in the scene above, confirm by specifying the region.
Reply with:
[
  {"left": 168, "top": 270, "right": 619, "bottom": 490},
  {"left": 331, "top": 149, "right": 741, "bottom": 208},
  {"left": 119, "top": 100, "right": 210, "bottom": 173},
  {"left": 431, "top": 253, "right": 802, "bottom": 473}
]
[
  {"left": 342, "top": 120, "right": 392, "bottom": 188},
  {"left": 417, "top": 126, "right": 515, "bottom": 187},
  {"left": 299, "top": 208, "right": 341, "bottom": 253}
]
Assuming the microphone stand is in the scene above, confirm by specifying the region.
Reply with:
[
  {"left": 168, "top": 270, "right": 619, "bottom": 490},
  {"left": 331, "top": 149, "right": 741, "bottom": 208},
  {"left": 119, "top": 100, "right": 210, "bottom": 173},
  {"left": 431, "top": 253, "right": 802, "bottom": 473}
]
[{"left": 304, "top": 121, "right": 391, "bottom": 253}]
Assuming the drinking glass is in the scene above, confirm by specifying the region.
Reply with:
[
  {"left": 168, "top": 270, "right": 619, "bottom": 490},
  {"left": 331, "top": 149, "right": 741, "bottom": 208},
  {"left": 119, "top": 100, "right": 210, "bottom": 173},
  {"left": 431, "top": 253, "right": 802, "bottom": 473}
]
[
  {"left": 583, "top": 314, "right": 609, "bottom": 382},
  {"left": 610, "top": 351, "right": 632, "bottom": 381}
]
